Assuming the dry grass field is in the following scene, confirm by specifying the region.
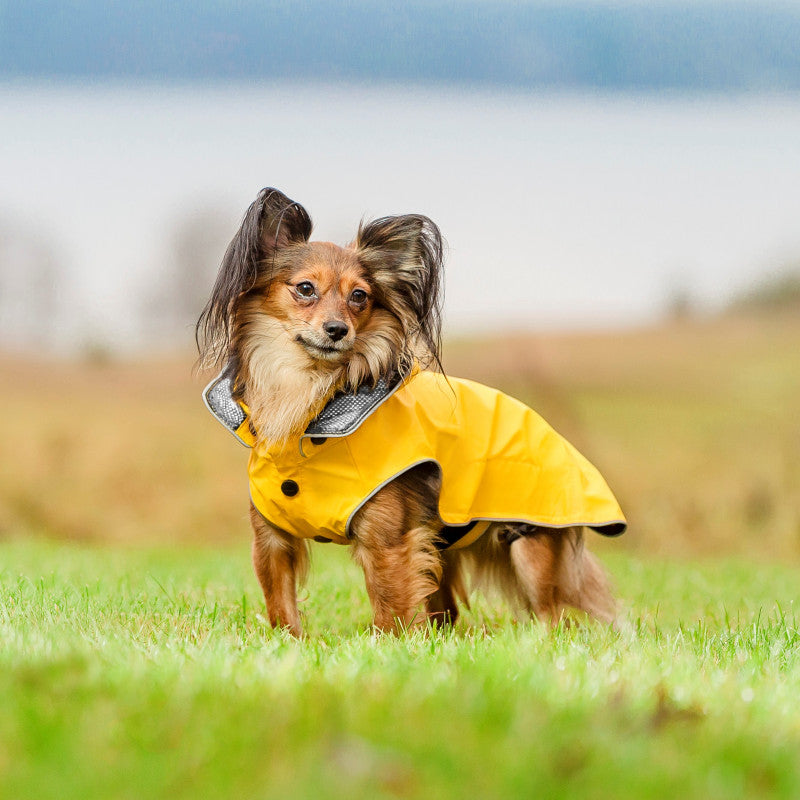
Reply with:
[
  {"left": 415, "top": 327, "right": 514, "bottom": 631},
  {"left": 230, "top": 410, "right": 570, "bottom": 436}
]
[{"left": 2, "top": 311, "right": 798, "bottom": 559}]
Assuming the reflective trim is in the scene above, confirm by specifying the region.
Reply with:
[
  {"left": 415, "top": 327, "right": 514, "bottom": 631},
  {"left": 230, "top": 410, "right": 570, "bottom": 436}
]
[
  {"left": 343, "top": 458, "right": 626, "bottom": 545},
  {"left": 344, "top": 459, "right": 439, "bottom": 539}
]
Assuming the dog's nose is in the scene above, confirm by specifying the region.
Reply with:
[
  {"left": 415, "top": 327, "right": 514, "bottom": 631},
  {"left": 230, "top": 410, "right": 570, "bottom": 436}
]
[{"left": 323, "top": 320, "right": 349, "bottom": 342}]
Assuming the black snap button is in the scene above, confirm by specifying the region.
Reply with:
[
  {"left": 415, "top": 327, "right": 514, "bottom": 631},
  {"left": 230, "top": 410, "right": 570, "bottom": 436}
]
[
  {"left": 280, "top": 480, "right": 299, "bottom": 497},
  {"left": 310, "top": 437, "right": 327, "bottom": 445}
]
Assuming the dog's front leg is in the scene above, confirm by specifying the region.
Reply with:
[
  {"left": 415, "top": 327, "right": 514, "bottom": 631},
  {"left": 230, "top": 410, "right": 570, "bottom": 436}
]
[
  {"left": 249, "top": 502, "right": 308, "bottom": 636},
  {"left": 350, "top": 487, "right": 441, "bottom": 633}
]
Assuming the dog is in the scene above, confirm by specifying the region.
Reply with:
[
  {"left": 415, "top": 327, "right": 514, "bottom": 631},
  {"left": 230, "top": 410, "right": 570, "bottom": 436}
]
[{"left": 197, "top": 187, "right": 626, "bottom": 635}]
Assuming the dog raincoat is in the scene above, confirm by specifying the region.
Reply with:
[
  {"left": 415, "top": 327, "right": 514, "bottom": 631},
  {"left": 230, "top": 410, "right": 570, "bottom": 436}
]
[{"left": 204, "top": 368, "right": 626, "bottom": 547}]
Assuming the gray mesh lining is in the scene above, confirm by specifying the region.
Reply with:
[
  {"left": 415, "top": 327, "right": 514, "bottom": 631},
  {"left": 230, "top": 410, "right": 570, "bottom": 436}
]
[
  {"left": 204, "top": 375, "right": 246, "bottom": 432},
  {"left": 304, "top": 375, "right": 399, "bottom": 436}
]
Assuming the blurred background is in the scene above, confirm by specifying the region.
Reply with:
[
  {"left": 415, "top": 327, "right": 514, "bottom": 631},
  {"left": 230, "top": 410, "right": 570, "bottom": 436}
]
[{"left": 1, "top": 0, "right": 799, "bottom": 558}]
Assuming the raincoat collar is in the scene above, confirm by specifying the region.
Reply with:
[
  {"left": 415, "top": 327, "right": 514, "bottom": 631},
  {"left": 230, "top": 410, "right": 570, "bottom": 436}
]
[
  {"left": 302, "top": 371, "right": 404, "bottom": 442},
  {"left": 203, "top": 364, "right": 412, "bottom": 449}
]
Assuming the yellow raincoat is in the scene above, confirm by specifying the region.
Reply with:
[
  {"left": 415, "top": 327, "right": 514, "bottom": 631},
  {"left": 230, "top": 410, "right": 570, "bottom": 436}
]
[{"left": 213, "top": 369, "right": 626, "bottom": 547}]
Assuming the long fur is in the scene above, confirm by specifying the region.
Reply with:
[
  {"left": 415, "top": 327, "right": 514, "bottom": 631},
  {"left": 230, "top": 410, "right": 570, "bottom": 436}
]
[{"left": 197, "top": 186, "right": 615, "bottom": 633}]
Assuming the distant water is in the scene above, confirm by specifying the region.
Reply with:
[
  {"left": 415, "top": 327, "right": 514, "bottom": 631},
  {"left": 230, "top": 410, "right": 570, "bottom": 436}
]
[{"left": 2, "top": 81, "right": 800, "bottom": 352}]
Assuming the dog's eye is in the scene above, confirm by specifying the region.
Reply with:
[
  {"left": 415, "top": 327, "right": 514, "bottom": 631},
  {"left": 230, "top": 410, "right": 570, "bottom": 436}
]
[
  {"left": 295, "top": 282, "right": 316, "bottom": 298},
  {"left": 349, "top": 289, "right": 368, "bottom": 304}
]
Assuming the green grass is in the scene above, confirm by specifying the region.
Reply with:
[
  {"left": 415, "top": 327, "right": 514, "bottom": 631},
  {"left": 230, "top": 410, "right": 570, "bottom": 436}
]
[{"left": 2, "top": 538, "right": 800, "bottom": 800}]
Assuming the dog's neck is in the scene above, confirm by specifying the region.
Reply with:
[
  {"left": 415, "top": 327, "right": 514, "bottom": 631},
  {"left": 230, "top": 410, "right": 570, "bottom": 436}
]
[{"left": 239, "top": 319, "right": 346, "bottom": 447}]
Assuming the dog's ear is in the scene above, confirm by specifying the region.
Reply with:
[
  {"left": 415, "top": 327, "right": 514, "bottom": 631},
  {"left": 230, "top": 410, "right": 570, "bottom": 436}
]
[
  {"left": 258, "top": 188, "right": 313, "bottom": 252},
  {"left": 217, "top": 187, "right": 312, "bottom": 305},
  {"left": 356, "top": 214, "right": 444, "bottom": 372},
  {"left": 196, "top": 188, "right": 312, "bottom": 367}
]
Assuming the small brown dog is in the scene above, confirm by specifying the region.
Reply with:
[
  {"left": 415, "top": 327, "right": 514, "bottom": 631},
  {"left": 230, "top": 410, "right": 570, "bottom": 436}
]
[{"left": 198, "top": 187, "right": 625, "bottom": 635}]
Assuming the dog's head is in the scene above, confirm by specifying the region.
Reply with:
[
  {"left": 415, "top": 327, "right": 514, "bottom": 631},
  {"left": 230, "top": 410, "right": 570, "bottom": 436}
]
[{"left": 197, "top": 188, "right": 444, "bottom": 389}]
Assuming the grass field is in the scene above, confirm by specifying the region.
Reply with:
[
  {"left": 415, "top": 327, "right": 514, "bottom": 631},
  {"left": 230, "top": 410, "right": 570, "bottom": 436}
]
[
  {"left": 2, "top": 311, "right": 799, "bottom": 798},
  {"left": 2, "top": 541, "right": 800, "bottom": 800}
]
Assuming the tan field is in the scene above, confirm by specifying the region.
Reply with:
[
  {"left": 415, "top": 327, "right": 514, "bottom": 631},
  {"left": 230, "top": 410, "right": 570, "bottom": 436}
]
[{"left": 2, "top": 310, "right": 798, "bottom": 560}]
